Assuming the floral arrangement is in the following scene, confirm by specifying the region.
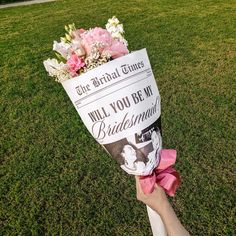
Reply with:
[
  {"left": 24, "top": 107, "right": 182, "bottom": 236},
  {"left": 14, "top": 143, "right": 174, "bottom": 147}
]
[{"left": 43, "top": 17, "right": 129, "bottom": 82}]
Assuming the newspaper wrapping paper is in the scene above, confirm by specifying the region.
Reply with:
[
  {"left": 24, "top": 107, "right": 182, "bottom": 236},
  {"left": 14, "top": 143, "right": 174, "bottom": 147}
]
[
  {"left": 62, "top": 48, "right": 166, "bottom": 236},
  {"left": 62, "top": 48, "right": 162, "bottom": 176}
]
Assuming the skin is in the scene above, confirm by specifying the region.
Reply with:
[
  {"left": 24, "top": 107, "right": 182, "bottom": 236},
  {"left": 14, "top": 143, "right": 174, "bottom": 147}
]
[{"left": 135, "top": 176, "right": 190, "bottom": 236}]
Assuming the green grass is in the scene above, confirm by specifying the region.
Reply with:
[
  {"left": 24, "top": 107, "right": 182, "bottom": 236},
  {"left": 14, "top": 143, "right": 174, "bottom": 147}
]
[{"left": 0, "top": 0, "right": 235, "bottom": 235}]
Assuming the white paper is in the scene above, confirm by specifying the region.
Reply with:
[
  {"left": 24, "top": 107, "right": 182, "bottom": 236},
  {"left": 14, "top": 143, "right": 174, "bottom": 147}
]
[
  {"left": 147, "top": 206, "right": 167, "bottom": 236},
  {"left": 62, "top": 49, "right": 162, "bottom": 175}
]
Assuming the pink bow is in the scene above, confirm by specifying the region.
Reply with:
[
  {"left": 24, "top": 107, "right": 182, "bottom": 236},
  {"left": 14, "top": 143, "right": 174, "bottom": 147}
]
[{"left": 139, "top": 149, "right": 180, "bottom": 196}]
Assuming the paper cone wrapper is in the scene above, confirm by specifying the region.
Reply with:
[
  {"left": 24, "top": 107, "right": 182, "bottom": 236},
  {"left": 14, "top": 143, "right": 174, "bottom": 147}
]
[{"left": 62, "top": 49, "right": 162, "bottom": 176}]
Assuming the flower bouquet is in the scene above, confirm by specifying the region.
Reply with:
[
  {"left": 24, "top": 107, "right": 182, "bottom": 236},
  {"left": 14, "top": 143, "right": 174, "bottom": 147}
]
[{"left": 44, "top": 17, "right": 180, "bottom": 236}]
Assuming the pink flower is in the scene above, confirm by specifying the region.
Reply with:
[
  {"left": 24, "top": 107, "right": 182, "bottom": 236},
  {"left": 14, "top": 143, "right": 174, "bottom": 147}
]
[
  {"left": 81, "top": 27, "right": 129, "bottom": 59},
  {"left": 66, "top": 54, "right": 85, "bottom": 77},
  {"left": 105, "top": 39, "right": 129, "bottom": 59},
  {"left": 71, "top": 28, "right": 86, "bottom": 41},
  {"left": 81, "top": 27, "right": 113, "bottom": 55}
]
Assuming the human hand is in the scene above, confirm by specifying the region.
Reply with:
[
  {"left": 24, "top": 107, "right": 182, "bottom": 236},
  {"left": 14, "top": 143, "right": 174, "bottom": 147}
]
[
  {"left": 135, "top": 176, "right": 170, "bottom": 216},
  {"left": 135, "top": 176, "right": 190, "bottom": 236}
]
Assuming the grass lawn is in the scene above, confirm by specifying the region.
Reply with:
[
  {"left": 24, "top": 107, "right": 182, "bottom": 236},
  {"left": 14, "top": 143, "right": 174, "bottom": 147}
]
[{"left": 0, "top": 0, "right": 235, "bottom": 235}]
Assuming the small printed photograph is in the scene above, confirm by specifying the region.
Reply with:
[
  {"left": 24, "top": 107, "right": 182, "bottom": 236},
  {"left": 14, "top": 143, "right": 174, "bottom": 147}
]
[{"left": 104, "top": 117, "right": 162, "bottom": 175}]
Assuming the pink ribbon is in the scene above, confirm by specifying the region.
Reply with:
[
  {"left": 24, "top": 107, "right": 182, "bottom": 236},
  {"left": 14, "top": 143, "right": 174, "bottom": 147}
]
[{"left": 139, "top": 149, "right": 181, "bottom": 197}]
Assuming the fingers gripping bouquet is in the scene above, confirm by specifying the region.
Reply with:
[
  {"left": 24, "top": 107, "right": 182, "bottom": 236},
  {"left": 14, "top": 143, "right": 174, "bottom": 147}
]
[{"left": 44, "top": 16, "right": 180, "bottom": 235}]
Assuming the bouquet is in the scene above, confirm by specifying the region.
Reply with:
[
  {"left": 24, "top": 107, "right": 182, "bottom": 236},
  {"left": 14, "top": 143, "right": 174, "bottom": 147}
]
[
  {"left": 44, "top": 17, "right": 128, "bottom": 82},
  {"left": 44, "top": 17, "right": 180, "bottom": 236}
]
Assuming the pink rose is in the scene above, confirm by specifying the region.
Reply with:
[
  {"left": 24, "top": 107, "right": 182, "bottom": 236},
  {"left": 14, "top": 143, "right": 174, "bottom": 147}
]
[
  {"left": 81, "top": 27, "right": 129, "bottom": 59},
  {"left": 66, "top": 54, "right": 85, "bottom": 77},
  {"left": 81, "top": 27, "right": 113, "bottom": 55},
  {"left": 105, "top": 39, "right": 129, "bottom": 59}
]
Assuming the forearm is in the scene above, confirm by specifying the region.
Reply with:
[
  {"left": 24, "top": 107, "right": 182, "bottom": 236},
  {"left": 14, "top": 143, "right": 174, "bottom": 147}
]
[
  {"left": 135, "top": 177, "right": 189, "bottom": 236},
  {"left": 158, "top": 202, "right": 190, "bottom": 236}
]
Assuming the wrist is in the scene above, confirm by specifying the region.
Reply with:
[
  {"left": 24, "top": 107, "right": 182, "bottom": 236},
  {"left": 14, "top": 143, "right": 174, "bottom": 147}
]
[{"left": 157, "top": 199, "right": 172, "bottom": 217}]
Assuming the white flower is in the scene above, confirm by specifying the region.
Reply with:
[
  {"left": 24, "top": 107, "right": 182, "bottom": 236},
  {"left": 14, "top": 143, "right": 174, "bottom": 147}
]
[
  {"left": 43, "top": 58, "right": 70, "bottom": 82},
  {"left": 112, "top": 31, "right": 123, "bottom": 40},
  {"left": 117, "top": 24, "right": 124, "bottom": 33},
  {"left": 53, "top": 41, "right": 71, "bottom": 59},
  {"left": 106, "top": 16, "right": 128, "bottom": 46},
  {"left": 105, "top": 24, "right": 116, "bottom": 33},
  {"left": 43, "top": 58, "right": 61, "bottom": 76},
  {"left": 107, "top": 16, "right": 120, "bottom": 25}
]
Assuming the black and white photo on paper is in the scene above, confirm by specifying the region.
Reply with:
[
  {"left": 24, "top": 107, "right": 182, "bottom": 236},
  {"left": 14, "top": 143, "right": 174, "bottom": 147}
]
[{"left": 104, "top": 118, "right": 162, "bottom": 175}]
